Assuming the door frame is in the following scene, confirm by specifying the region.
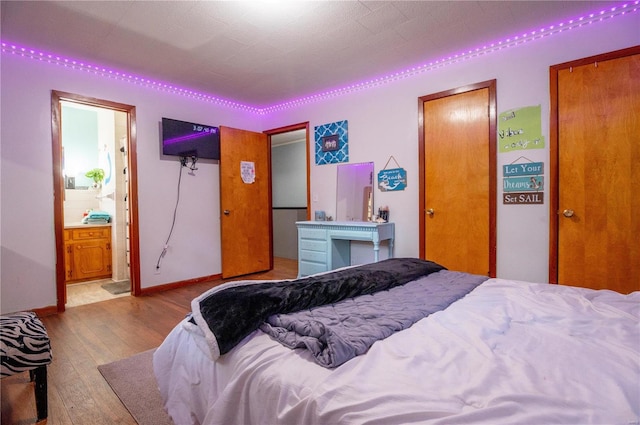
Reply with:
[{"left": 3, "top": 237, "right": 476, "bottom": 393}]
[
  {"left": 51, "top": 90, "right": 141, "bottom": 312},
  {"left": 264, "top": 122, "right": 311, "bottom": 221},
  {"left": 417, "top": 80, "right": 497, "bottom": 277},
  {"left": 548, "top": 45, "right": 640, "bottom": 283}
]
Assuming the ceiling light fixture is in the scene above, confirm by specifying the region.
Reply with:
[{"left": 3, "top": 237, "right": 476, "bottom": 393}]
[{"left": 1, "top": 1, "right": 637, "bottom": 115}]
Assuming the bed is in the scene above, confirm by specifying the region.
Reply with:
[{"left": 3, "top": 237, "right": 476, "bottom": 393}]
[{"left": 153, "top": 258, "right": 640, "bottom": 425}]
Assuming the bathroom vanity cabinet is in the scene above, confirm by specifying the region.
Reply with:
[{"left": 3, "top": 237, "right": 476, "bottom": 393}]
[{"left": 64, "top": 225, "right": 112, "bottom": 283}]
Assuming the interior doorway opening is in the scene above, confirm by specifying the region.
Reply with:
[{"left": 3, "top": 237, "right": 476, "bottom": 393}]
[
  {"left": 61, "top": 102, "right": 129, "bottom": 306},
  {"left": 265, "top": 123, "right": 310, "bottom": 266},
  {"left": 51, "top": 91, "right": 140, "bottom": 311}
]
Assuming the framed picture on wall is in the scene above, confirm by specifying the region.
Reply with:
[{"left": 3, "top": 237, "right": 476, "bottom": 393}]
[
  {"left": 315, "top": 120, "right": 348, "bottom": 165},
  {"left": 321, "top": 134, "right": 340, "bottom": 152}
]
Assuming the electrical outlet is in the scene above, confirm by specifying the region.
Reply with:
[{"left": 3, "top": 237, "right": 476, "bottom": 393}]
[{"left": 154, "top": 267, "right": 161, "bottom": 275}]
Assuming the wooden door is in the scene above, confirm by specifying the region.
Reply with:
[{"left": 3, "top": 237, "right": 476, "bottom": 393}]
[
  {"left": 220, "top": 126, "right": 272, "bottom": 278},
  {"left": 419, "top": 81, "right": 496, "bottom": 276},
  {"left": 552, "top": 48, "right": 639, "bottom": 293}
]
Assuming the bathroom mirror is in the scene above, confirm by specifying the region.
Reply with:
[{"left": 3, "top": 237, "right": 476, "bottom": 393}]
[{"left": 336, "top": 162, "right": 374, "bottom": 222}]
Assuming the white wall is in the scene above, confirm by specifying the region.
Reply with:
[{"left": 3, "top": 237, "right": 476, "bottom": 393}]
[
  {"left": 0, "top": 53, "right": 263, "bottom": 314},
  {"left": 1, "top": 11, "right": 638, "bottom": 314},
  {"left": 263, "top": 12, "right": 640, "bottom": 282}
]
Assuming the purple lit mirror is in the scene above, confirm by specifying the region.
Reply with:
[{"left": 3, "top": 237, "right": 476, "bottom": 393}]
[{"left": 336, "top": 162, "right": 374, "bottom": 222}]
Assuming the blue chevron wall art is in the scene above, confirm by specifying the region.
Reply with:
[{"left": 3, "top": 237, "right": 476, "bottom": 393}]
[{"left": 314, "top": 120, "right": 348, "bottom": 165}]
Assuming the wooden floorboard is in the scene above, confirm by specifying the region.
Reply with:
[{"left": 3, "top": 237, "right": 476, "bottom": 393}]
[{"left": 1, "top": 258, "right": 298, "bottom": 425}]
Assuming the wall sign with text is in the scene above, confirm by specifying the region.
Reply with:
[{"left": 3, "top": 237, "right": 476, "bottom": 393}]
[
  {"left": 498, "top": 105, "right": 544, "bottom": 153},
  {"left": 378, "top": 168, "right": 407, "bottom": 192},
  {"left": 378, "top": 156, "right": 406, "bottom": 192},
  {"left": 502, "top": 161, "right": 544, "bottom": 205}
]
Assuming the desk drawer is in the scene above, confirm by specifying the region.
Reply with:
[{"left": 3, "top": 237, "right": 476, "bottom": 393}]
[
  {"left": 299, "top": 261, "right": 328, "bottom": 277},
  {"left": 298, "top": 228, "right": 327, "bottom": 240},
  {"left": 299, "top": 248, "right": 327, "bottom": 263},
  {"left": 299, "top": 239, "right": 327, "bottom": 253}
]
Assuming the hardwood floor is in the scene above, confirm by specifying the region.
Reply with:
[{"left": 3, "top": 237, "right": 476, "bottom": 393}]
[{"left": 1, "top": 258, "right": 298, "bottom": 425}]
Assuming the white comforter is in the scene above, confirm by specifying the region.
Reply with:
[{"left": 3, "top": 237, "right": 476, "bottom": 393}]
[{"left": 153, "top": 278, "right": 640, "bottom": 425}]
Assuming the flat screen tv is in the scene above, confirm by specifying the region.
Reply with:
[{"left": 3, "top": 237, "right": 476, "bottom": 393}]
[{"left": 162, "top": 117, "right": 220, "bottom": 160}]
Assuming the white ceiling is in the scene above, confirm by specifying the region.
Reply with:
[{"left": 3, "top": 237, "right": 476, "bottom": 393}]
[{"left": 0, "top": 1, "right": 619, "bottom": 107}]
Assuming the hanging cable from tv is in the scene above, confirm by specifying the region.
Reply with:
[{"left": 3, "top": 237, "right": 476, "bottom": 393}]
[{"left": 155, "top": 157, "right": 191, "bottom": 270}]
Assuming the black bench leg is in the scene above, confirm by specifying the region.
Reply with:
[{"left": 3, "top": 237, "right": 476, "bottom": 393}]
[{"left": 32, "top": 365, "right": 48, "bottom": 421}]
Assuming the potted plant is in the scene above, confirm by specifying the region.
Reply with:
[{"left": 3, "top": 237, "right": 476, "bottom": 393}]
[{"left": 85, "top": 168, "right": 105, "bottom": 188}]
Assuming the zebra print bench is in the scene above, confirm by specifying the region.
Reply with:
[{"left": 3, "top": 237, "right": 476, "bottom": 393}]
[{"left": 1, "top": 311, "right": 53, "bottom": 423}]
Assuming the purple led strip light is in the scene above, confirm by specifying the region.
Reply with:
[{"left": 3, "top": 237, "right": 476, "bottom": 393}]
[
  {"left": 163, "top": 132, "right": 211, "bottom": 146},
  {"left": 263, "top": 1, "right": 639, "bottom": 113},
  {"left": 0, "top": 42, "right": 257, "bottom": 113},
  {"left": 1, "top": 1, "right": 637, "bottom": 115}
]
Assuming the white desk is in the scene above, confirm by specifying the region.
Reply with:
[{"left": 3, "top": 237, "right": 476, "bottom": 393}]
[{"left": 296, "top": 221, "right": 395, "bottom": 277}]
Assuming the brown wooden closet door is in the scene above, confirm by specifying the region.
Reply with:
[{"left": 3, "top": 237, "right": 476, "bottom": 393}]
[
  {"left": 557, "top": 53, "right": 640, "bottom": 293},
  {"left": 423, "top": 88, "right": 491, "bottom": 276}
]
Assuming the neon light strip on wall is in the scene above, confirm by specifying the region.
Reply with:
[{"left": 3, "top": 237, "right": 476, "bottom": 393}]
[{"left": 1, "top": 1, "right": 637, "bottom": 115}]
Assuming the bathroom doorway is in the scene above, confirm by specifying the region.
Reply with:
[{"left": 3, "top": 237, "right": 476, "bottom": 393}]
[{"left": 51, "top": 91, "right": 140, "bottom": 311}]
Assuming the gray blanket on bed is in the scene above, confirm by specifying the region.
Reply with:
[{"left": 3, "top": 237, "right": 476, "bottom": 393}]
[
  {"left": 260, "top": 270, "right": 487, "bottom": 368},
  {"left": 192, "top": 258, "right": 447, "bottom": 358}
]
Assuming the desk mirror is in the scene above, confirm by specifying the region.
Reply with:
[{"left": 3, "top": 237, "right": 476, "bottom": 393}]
[{"left": 336, "top": 162, "right": 374, "bottom": 222}]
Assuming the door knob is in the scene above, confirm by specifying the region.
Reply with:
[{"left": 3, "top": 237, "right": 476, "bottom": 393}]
[
  {"left": 562, "top": 209, "right": 574, "bottom": 217},
  {"left": 426, "top": 208, "right": 435, "bottom": 216},
  {"left": 223, "top": 210, "right": 230, "bottom": 215}
]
